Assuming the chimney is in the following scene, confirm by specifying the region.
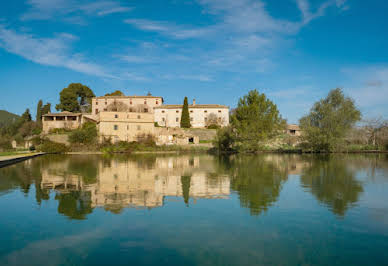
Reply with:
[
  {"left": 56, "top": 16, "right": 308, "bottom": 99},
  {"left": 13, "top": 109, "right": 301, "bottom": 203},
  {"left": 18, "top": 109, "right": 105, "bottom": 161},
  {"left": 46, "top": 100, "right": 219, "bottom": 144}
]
[{"left": 192, "top": 99, "right": 196, "bottom": 106}]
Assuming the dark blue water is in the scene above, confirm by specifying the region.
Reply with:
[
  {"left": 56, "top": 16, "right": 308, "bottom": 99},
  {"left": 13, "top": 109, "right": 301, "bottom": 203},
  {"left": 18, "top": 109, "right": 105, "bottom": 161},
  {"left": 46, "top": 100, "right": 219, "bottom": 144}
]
[{"left": 0, "top": 154, "right": 387, "bottom": 265}]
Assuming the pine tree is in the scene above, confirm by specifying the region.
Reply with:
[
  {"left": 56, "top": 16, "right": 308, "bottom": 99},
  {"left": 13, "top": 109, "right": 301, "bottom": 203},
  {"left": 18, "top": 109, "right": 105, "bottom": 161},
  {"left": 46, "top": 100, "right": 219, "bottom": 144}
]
[
  {"left": 36, "top": 100, "right": 43, "bottom": 122},
  {"left": 42, "top": 103, "right": 51, "bottom": 115},
  {"left": 21, "top": 109, "right": 32, "bottom": 122},
  {"left": 180, "top": 97, "right": 191, "bottom": 128}
]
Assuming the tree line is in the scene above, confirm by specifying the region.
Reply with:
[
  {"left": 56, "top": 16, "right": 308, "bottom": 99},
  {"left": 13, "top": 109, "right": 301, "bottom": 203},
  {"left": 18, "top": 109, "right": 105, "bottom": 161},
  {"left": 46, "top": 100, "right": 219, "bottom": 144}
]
[{"left": 214, "top": 88, "right": 387, "bottom": 153}]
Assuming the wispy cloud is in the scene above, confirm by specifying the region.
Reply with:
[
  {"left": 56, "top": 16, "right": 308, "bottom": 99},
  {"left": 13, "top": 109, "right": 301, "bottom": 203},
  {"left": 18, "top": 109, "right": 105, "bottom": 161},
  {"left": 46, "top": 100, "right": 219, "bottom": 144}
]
[
  {"left": 161, "top": 74, "right": 213, "bottom": 82},
  {"left": 0, "top": 25, "right": 113, "bottom": 78},
  {"left": 21, "top": 0, "right": 132, "bottom": 22},
  {"left": 124, "top": 19, "right": 213, "bottom": 39},
  {"left": 342, "top": 66, "right": 388, "bottom": 110}
]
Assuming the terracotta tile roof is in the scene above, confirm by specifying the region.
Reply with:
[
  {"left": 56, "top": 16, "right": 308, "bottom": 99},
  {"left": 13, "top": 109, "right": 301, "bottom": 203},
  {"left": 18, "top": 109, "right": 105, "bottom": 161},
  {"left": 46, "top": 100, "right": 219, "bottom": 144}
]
[
  {"left": 287, "top": 124, "right": 300, "bottom": 130},
  {"left": 155, "top": 104, "right": 229, "bottom": 109},
  {"left": 43, "top": 111, "right": 82, "bottom": 117}
]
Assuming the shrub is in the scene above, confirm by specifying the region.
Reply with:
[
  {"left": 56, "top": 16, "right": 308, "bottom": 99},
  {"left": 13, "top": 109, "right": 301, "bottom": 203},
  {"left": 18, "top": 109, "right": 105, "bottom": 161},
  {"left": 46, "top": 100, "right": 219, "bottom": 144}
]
[
  {"left": 207, "top": 124, "right": 220, "bottom": 130},
  {"left": 38, "top": 140, "right": 69, "bottom": 153},
  {"left": 49, "top": 128, "right": 72, "bottom": 134},
  {"left": 0, "top": 137, "right": 12, "bottom": 151},
  {"left": 69, "top": 122, "right": 97, "bottom": 144},
  {"left": 213, "top": 126, "right": 235, "bottom": 152}
]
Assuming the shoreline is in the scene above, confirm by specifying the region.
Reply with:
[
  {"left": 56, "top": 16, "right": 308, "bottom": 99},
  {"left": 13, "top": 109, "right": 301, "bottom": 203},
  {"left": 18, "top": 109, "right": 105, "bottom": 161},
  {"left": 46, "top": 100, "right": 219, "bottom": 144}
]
[{"left": 0, "top": 152, "right": 45, "bottom": 168}]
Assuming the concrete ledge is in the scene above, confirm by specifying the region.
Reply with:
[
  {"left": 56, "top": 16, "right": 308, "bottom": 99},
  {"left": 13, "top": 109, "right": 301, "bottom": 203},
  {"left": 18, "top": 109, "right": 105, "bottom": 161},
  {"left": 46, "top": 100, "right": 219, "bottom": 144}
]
[{"left": 0, "top": 153, "right": 45, "bottom": 168}]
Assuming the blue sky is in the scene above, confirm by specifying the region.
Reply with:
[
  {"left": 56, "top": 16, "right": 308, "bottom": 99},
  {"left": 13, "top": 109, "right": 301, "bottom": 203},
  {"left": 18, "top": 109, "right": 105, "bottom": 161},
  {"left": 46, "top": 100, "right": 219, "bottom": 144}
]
[{"left": 0, "top": 0, "right": 387, "bottom": 123}]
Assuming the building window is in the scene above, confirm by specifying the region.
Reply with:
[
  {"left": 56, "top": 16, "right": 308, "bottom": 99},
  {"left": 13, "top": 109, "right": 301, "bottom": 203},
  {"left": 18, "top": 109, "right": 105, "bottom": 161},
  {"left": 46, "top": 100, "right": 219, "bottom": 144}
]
[
  {"left": 162, "top": 110, "right": 165, "bottom": 113},
  {"left": 137, "top": 125, "right": 141, "bottom": 130},
  {"left": 137, "top": 115, "right": 141, "bottom": 119},
  {"left": 129, "top": 108, "right": 133, "bottom": 112},
  {"left": 144, "top": 108, "right": 148, "bottom": 113},
  {"left": 190, "top": 117, "right": 193, "bottom": 121},
  {"left": 218, "top": 110, "right": 221, "bottom": 113},
  {"left": 114, "top": 125, "right": 118, "bottom": 130},
  {"left": 96, "top": 101, "right": 98, "bottom": 105},
  {"left": 290, "top": 130, "right": 296, "bottom": 135},
  {"left": 176, "top": 110, "right": 179, "bottom": 113},
  {"left": 162, "top": 118, "right": 165, "bottom": 122},
  {"left": 218, "top": 117, "right": 221, "bottom": 122},
  {"left": 144, "top": 100, "right": 147, "bottom": 104},
  {"left": 114, "top": 114, "right": 118, "bottom": 118},
  {"left": 190, "top": 110, "right": 193, "bottom": 113},
  {"left": 95, "top": 109, "right": 98, "bottom": 114},
  {"left": 176, "top": 117, "right": 179, "bottom": 122},
  {"left": 103, "top": 108, "right": 107, "bottom": 111},
  {"left": 204, "top": 110, "right": 208, "bottom": 113},
  {"left": 105, "top": 101, "right": 107, "bottom": 105},
  {"left": 130, "top": 100, "right": 132, "bottom": 105},
  {"left": 204, "top": 117, "right": 207, "bottom": 122},
  {"left": 156, "top": 100, "right": 159, "bottom": 105}
]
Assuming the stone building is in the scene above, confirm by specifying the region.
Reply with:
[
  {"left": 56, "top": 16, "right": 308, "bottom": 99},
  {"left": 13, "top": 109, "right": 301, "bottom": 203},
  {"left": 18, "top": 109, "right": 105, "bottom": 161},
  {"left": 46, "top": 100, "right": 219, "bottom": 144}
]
[
  {"left": 41, "top": 94, "right": 229, "bottom": 144},
  {"left": 97, "top": 111, "right": 155, "bottom": 143},
  {"left": 286, "top": 124, "right": 301, "bottom": 136},
  {"left": 92, "top": 95, "right": 163, "bottom": 115},
  {"left": 42, "top": 111, "right": 82, "bottom": 133},
  {"left": 154, "top": 99, "right": 229, "bottom": 128}
]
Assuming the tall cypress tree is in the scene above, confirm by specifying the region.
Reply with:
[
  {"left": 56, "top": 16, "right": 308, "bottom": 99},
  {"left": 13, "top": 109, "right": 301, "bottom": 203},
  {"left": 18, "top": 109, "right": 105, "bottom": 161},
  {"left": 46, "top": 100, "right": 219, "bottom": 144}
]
[
  {"left": 36, "top": 100, "right": 43, "bottom": 122},
  {"left": 180, "top": 97, "right": 191, "bottom": 128}
]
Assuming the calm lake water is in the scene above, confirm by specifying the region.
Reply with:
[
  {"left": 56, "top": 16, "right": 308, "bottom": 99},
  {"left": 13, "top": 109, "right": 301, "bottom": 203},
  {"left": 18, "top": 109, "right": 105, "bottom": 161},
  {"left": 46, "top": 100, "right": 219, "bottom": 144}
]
[{"left": 0, "top": 154, "right": 388, "bottom": 265}]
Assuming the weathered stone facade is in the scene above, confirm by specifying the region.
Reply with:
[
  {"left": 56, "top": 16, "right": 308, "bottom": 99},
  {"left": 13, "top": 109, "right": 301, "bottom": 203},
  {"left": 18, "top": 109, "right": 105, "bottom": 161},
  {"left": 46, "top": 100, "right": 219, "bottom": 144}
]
[
  {"left": 92, "top": 95, "right": 163, "bottom": 115},
  {"left": 42, "top": 112, "right": 82, "bottom": 133},
  {"left": 97, "top": 112, "right": 155, "bottom": 143},
  {"left": 286, "top": 124, "right": 301, "bottom": 136},
  {"left": 154, "top": 100, "right": 229, "bottom": 128}
]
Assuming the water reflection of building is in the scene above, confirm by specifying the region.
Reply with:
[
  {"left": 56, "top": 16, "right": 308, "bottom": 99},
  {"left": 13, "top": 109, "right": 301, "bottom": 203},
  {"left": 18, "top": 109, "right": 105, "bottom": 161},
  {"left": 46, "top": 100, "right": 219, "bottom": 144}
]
[{"left": 40, "top": 156, "right": 230, "bottom": 210}]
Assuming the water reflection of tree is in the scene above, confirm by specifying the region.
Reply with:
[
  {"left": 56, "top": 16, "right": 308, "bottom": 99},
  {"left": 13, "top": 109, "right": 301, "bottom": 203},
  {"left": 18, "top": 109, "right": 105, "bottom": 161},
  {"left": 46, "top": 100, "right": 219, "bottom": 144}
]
[
  {"left": 300, "top": 155, "right": 364, "bottom": 217},
  {"left": 0, "top": 157, "right": 50, "bottom": 203},
  {"left": 218, "top": 155, "right": 288, "bottom": 216},
  {"left": 55, "top": 191, "right": 93, "bottom": 220}
]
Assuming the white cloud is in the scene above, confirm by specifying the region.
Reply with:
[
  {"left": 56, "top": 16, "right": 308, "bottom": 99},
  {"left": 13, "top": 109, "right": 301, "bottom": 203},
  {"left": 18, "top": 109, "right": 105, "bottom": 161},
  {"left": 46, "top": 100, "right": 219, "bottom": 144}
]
[
  {"left": 21, "top": 0, "right": 132, "bottom": 21},
  {"left": 295, "top": 0, "right": 332, "bottom": 24},
  {"left": 0, "top": 25, "right": 113, "bottom": 78},
  {"left": 124, "top": 19, "right": 213, "bottom": 39}
]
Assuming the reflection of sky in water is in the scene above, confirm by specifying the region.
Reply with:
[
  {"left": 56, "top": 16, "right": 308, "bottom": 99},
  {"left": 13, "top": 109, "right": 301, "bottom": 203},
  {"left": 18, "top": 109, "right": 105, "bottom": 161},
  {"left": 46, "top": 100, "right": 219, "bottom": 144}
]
[{"left": 0, "top": 154, "right": 388, "bottom": 265}]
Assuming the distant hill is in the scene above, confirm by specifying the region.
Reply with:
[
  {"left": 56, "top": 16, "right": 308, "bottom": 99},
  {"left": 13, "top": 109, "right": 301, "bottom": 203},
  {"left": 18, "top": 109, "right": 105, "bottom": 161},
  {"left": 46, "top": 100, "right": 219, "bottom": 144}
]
[{"left": 0, "top": 110, "right": 20, "bottom": 128}]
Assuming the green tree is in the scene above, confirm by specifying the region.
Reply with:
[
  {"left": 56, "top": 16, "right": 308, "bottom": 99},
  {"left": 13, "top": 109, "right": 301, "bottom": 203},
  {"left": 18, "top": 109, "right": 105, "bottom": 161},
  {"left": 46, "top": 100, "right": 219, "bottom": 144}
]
[
  {"left": 299, "top": 88, "right": 361, "bottom": 152},
  {"left": 105, "top": 90, "right": 124, "bottom": 96},
  {"left": 42, "top": 103, "right": 51, "bottom": 115},
  {"left": 36, "top": 100, "right": 43, "bottom": 122},
  {"left": 180, "top": 97, "right": 191, "bottom": 128},
  {"left": 56, "top": 83, "right": 95, "bottom": 113},
  {"left": 216, "top": 89, "right": 285, "bottom": 152},
  {"left": 20, "top": 109, "right": 32, "bottom": 123}
]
